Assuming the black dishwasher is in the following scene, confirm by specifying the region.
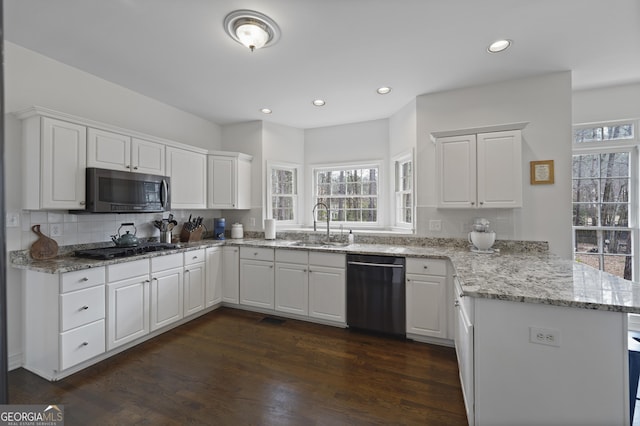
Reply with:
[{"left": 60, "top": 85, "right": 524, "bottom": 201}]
[{"left": 346, "top": 254, "right": 406, "bottom": 336}]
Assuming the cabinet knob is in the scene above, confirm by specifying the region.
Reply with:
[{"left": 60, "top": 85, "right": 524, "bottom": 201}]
[
  {"left": 152, "top": 277, "right": 158, "bottom": 281},
  {"left": 479, "top": 201, "right": 484, "bottom": 206},
  {"left": 126, "top": 165, "right": 131, "bottom": 169},
  {"left": 144, "top": 279, "right": 150, "bottom": 283},
  {"left": 81, "top": 342, "right": 89, "bottom": 347},
  {"left": 185, "top": 269, "right": 190, "bottom": 273},
  {"left": 81, "top": 277, "right": 89, "bottom": 282},
  {"left": 254, "top": 252, "right": 258, "bottom": 256},
  {"left": 459, "top": 292, "right": 465, "bottom": 298},
  {"left": 79, "top": 201, "right": 86, "bottom": 206},
  {"left": 192, "top": 256, "right": 198, "bottom": 260},
  {"left": 454, "top": 300, "right": 460, "bottom": 307},
  {"left": 133, "top": 166, "right": 138, "bottom": 170},
  {"left": 80, "top": 306, "right": 89, "bottom": 311},
  {"left": 303, "top": 269, "right": 307, "bottom": 273},
  {"left": 423, "top": 265, "right": 428, "bottom": 269},
  {"left": 270, "top": 265, "right": 273, "bottom": 269},
  {"left": 470, "top": 202, "right": 475, "bottom": 206}
]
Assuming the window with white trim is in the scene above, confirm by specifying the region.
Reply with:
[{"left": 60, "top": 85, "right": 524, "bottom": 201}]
[
  {"left": 267, "top": 163, "right": 299, "bottom": 223},
  {"left": 394, "top": 152, "right": 413, "bottom": 228},
  {"left": 313, "top": 164, "right": 379, "bottom": 225},
  {"left": 572, "top": 121, "right": 637, "bottom": 281}
]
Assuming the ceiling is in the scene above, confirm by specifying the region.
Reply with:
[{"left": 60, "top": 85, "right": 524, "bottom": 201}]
[{"left": 5, "top": 0, "right": 640, "bottom": 129}]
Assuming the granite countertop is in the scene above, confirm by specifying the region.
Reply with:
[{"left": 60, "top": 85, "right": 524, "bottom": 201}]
[{"left": 10, "top": 238, "right": 640, "bottom": 314}]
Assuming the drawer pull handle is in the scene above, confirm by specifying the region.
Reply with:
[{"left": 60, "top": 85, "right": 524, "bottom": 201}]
[
  {"left": 81, "top": 277, "right": 89, "bottom": 282},
  {"left": 193, "top": 256, "right": 198, "bottom": 260},
  {"left": 454, "top": 300, "right": 460, "bottom": 307},
  {"left": 81, "top": 342, "right": 89, "bottom": 347},
  {"left": 423, "top": 265, "right": 428, "bottom": 269},
  {"left": 80, "top": 306, "right": 89, "bottom": 311}
]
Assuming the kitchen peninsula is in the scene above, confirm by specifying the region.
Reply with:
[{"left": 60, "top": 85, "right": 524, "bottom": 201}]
[{"left": 11, "top": 237, "right": 639, "bottom": 425}]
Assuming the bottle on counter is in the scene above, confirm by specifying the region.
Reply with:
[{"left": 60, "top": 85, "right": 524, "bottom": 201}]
[{"left": 348, "top": 229, "right": 354, "bottom": 245}]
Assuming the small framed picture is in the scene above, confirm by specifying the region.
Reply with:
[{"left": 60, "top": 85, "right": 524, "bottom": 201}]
[{"left": 530, "top": 160, "right": 554, "bottom": 185}]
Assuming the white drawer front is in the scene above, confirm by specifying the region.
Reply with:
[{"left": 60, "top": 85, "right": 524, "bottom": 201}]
[
  {"left": 61, "top": 267, "right": 106, "bottom": 293},
  {"left": 406, "top": 258, "right": 447, "bottom": 276},
  {"left": 60, "top": 319, "right": 106, "bottom": 370},
  {"left": 240, "top": 247, "right": 274, "bottom": 262},
  {"left": 60, "top": 285, "right": 106, "bottom": 331},
  {"left": 151, "top": 253, "right": 183, "bottom": 272},
  {"left": 108, "top": 259, "right": 150, "bottom": 283},
  {"left": 309, "top": 252, "right": 345, "bottom": 268},
  {"left": 275, "top": 249, "right": 308, "bottom": 265},
  {"left": 184, "top": 249, "right": 206, "bottom": 266}
]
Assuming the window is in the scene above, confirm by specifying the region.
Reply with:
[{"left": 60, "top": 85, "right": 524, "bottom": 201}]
[
  {"left": 572, "top": 121, "right": 637, "bottom": 281},
  {"left": 394, "top": 152, "right": 414, "bottom": 228},
  {"left": 313, "top": 164, "right": 379, "bottom": 224},
  {"left": 268, "top": 163, "right": 299, "bottom": 223}
]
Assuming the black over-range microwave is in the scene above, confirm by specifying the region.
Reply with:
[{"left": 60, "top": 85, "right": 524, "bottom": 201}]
[{"left": 85, "top": 167, "right": 171, "bottom": 213}]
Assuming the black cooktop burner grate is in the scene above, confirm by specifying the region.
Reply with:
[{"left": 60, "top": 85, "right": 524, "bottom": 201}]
[{"left": 74, "top": 242, "right": 179, "bottom": 260}]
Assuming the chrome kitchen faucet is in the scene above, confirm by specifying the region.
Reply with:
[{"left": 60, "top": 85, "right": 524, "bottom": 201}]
[{"left": 312, "top": 202, "right": 330, "bottom": 242}]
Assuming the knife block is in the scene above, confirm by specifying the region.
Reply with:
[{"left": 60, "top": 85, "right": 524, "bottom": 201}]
[{"left": 180, "top": 226, "right": 204, "bottom": 243}]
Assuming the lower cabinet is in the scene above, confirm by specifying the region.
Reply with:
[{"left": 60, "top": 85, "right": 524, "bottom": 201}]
[
  {"left": 205, "top": 246, "right": 223, "bottom": 307},
  {"left": 308, "top": 252, "right": 346, "bottom": 324},
  {"left": 106, "top": 259, "right": 151, "bottom": 350},
  {"left": 405, "top": 258, "right": 449, "bottom": 340},
  {"left": 239, "top": 247, "right": 275, "bottom": 309},
  {"left": 222, "top": 246, "right": 240, "bottom": 304},
  {"left": 184, "top": 249, "right": 206, "bottom": 317},
  {"left": 275, "top": 250, "right": 309, "bottom": 316},
  {"left": 454, "top": 277, "right": 474, "bottom": 425},
  {"left": 150, "top": 254, "right": 184, "bottom": 331}
]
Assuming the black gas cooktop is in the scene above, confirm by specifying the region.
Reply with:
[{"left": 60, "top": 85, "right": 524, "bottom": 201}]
[{"left": 74, "top": 242, "right": 179, "bottom": 260}]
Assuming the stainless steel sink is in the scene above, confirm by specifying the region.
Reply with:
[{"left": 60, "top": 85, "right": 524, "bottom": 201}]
[{"left": 290, "top": 241, "right": 350, "bottom": 248}]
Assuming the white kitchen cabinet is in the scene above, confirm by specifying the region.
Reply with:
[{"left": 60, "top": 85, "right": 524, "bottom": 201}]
[
  {"left": 275, "top": 249, "right": 309, "bottom": 316},
  {"left": 205, "top": 247, "right": 223, "bottom": 307},
  {"left": 166, "top": 146, "right": 207, "bottom": 209},
  {"left": 240, "top": 247, "right": 275, "bottom": 309},
  {"left": 106, "top": 259, "right": 150, "bottom": 351},
  {"left": 24, "top": 267, "right": 106, "bottom": 380},
  {"left": 406, "top": 258, "right": 449, "bottom": 340},
  {"left": 207, "top": 152, "right": 252, "bottom": 209},
  {"left": 308, "top": 252, "right": 346, "bottom": 324},
  {"left": 21, "top": 114, "right": 87, "bottom": 210},
  {"left": 454, "top": 278, "right": 474, "bottom": 425},
  {"left": 222, "top": 246, "right": 240, "bottom": 304},
  {"left": 87, "top": 128, "right": 165, "bottom": 175},
  {"left": 183, "top": 249, "right": 206, "bottom": 317},
  {"left": 150, "top": 254, "right": 184, "bottom": 331},
  {"left": 436, "top": 130, "right": 522, "bottom": 209}
]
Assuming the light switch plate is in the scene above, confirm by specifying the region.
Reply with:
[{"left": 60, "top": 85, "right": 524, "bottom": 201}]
[
  {"left": 6, "top": 212, "right": 20, "bottom": 228},
  {"left": 429, "top": 220, "right": 442, "bottom": 231}
]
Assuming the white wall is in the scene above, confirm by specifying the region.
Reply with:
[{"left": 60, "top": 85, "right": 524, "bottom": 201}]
[
  {"left": 304, "top": 119, "right": 390, "bottom": 226},
  {"left": 573, "top": 82, "right": 640, "bottom": 123},
  {"left": 416, "top": 72, "right": 573, "bottom": 257},
  {"left": 3, "top": 43, "right": 223, "bottom": 368},
  {"left": 389, "top": 99, "right": 417, "bottom": 228}
]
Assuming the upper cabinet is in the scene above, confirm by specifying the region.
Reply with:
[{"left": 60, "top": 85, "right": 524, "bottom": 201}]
[
  {"left": 436, "top": 130, "right": 522, "bottom": 209},
  {"left": 87, "top": 128, "right": 165, "bottom": 175},
  {"left": 207, "top": 152, "right": 252, "bottom": 209},
  {"left": 21, "top": 114, "right": 87, "bottom": 210},
  {"left": 166, "top": 146, "right": 207, "bottom": 209}
]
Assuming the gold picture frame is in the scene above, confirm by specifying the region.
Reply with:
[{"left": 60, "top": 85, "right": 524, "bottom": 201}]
[{"left": 530, "top": 160, "right": 554, "bottom": 185}]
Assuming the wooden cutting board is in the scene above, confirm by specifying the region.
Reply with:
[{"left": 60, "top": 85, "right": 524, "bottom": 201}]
[{"left": 30, "top": 224, "right": 59, "bottom": 260}]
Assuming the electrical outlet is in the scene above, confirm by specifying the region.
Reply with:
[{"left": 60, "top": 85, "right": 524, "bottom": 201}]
[
  {"left": 529, "top": 326, "right": 561, "bottom": 347},
  {"left": 50, "top": 223, "right": 63, "bottom": 237},
  {"left": 249, "top": 217, "right": 256, "bottom": 227},
  {"left": 6, "top": 212, "right": 20, "bottom": 228},
  {"left": 429, "top": 220, "right": 442, "bottom": 232}
]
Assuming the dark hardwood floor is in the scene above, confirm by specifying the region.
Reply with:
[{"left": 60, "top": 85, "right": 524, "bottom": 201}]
[{"left": 9, "top": 308, "right": 467, "bottom": 425}]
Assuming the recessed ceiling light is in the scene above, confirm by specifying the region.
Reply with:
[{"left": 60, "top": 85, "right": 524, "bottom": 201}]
[
  {"left": 487, "top": 39, "right": 512, "bottom": 53},
  {"left": 312, "top": 99, "right": 326, "bottom": 107},
  {"left": 260, "top": 108, "right": 272, "bottom": 114},
  {"left": 377, "top": 87, "right": 392, "bottom": 95}
]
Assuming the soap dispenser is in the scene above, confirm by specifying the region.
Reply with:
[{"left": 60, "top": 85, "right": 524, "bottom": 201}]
[{"left": 348, "top": 229, "right": 354, "bottom": 244}]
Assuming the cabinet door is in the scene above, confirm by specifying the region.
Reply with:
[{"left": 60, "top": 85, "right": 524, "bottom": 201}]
[
  {"left": 150, "top": 267, "right": 183, "bottom": 331},
  {"left": 184, "top": 262, "right": 205, "bottom": 317},
  {"left": 208, "top": 155, "right": 236, "bottom": 209},
  {"left": 436, "top": 134, "right": 477, "bottom": 208},
  {"left": 166, "top": 147, "right": 207, "bottom": 209},
  {"left": 87, "top": 128, "right": 131, "bottom": 171},
  {"left": 275, "top": 262, "right": 309, "bottom": 316},
  {"left": 240, "top": 259, "right": 275, "bottom": 309},
  {"left": 206, "top": 247, "right": 223, "bottom": 307},
  {"left": 309, "top": 265, "right": 345, "bottom": 323},
  {"left": 455, "top": 296, "right": 474, "bottom": 424},
  {"left": 41, "top": 117, "right": 87, "bottom": 209},
  {"left": 132, "top": 138, "right": 165, "bottom": 175},
  {"left": 222, "top": 247, "right": 240, "bottom": 304},
  {"left": 406, "top": 274, "right": 447, "bottom": 338},
  {"left": 477, "top": 130, "right": 522, "bottom": 208},
  {"left": 107, "top": 275, "right": 150, "bottom": 350}
]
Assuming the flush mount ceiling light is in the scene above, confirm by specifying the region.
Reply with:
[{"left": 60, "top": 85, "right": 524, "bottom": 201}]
[
  {"left": 224, "top": 9, "right": 281, "bottom": 52},
  {"left": 312, "top": 99, "right": 326, "bottom": 107},
  {"left": 260, "top": 108, "right": 272, "bottom": 114},
  {"left": 487, "top": 39, "right": 512, "bottom": 53},
  {"left": 377, "top": 87, "right": 392, "bottom": 95}
]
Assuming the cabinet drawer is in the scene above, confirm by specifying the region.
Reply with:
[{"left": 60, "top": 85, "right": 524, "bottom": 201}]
[
  {"left": 184, "top": 249, "right": 206, "bottom": 266},
  {"left": 275, "top": 249, "right": 308, "bottom": 265},
  {"left": 309, "top": 252, "right": 345, "bottom": 269},
  {"left": 60, "top": 285, "right": 106, "bottom": 331},
  {"left": 108, "top": 259, "right": 150, "bottom": 282},
  {"left": 61, "top": 267, "right": 106, "bottom": 293},
  {"left": 59, "top": 319, "right": 106, "bottom": 370},
  {"left": 151, "top": 253, "right": 183, "bottom": 272},
  {"left": 240, "top": 247, "right": 274, "bottom": 262},
  {"left": 406, "top": 258, "right": 447, "bottom": 276}
]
